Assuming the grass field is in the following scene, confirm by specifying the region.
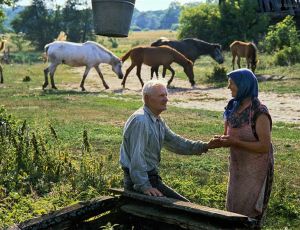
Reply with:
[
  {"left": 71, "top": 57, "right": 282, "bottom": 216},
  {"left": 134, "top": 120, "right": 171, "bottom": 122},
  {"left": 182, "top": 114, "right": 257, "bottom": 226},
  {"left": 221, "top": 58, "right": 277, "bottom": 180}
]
[{"left": 0, "top": 31, "right": 299, "bottom": 229}]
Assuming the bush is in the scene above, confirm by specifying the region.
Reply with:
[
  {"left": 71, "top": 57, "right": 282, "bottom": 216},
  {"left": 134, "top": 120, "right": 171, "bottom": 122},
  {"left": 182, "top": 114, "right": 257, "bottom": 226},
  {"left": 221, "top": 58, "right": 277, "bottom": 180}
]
[
  {"left": 261, "top": 15, "right": 299, "bottom": 53},
  {"left": 274, "top": 45, "right": 300, "bottom": 66},
  {"left": 206, "top": 65, "right": 228, "bottom": 83}
]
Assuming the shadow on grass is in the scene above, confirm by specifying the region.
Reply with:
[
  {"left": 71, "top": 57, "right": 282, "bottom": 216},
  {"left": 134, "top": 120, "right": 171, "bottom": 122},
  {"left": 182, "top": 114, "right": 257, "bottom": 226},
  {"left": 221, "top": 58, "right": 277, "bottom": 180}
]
[{"left": 40, "top": 89, "right": 101, "bottom": 96}]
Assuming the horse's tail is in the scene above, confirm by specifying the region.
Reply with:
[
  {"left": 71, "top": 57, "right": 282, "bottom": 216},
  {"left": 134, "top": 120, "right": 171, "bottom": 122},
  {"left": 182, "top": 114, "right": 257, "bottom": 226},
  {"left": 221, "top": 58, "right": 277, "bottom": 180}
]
[
  {"left": 250, "top": 42, "right": 258, "bottom": 63},
  {"left": 121, "top": 49, "right": 132, "bottom": 62},
  {"left": 0, "top": 41, "right": 5, "bottom": 52},
  {"left": 44, "top": 43, "right": 51, "bottom": 55}
]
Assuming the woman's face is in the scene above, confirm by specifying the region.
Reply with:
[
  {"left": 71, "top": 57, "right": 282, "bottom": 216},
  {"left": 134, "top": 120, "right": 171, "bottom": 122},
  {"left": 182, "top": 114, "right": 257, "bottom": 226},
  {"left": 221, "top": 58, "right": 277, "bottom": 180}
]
[{"left": 228, "top": 78, "right": 238, "bottom": 98}]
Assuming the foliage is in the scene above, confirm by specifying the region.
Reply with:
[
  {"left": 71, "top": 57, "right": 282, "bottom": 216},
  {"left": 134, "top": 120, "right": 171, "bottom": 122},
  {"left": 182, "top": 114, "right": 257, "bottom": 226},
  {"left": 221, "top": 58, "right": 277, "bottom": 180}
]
[
  {"left": 178, "top": 3, "right": 221, "bottom": 43},
  {"left": 178, "top": 1, "right": 270, "bottom": 47},
  {"left": 261, "top": 16, "right": 299, "bottom": 53},
  {"left": 218, "top": 0, "right": 269, "bottom": 48},
  {"left": 10, "top": 0, "right": 52, "bottom": 50},
  {"left": 0, "top": 0, "right": 17, "bottom": 32},
  {"left": 108, "top": 38, "right": 118, "bottom": 49},
  {"left": 9, "top": 32, "right": 27, "bottom": 51},
  {"left": 62, "top": 0, "right": 95, "bottom": 42},
  {"left": 273, "top": 45, "right": 300, "bottom": 66},
  {"left": 10, "top": 0, "right": 94, "bottom": 50},
  {"left": 206, "top": 65, "right": 228, "bottom": 83},
  {"left": 159, "top": 1, "right": 181, "bottom": 29}
]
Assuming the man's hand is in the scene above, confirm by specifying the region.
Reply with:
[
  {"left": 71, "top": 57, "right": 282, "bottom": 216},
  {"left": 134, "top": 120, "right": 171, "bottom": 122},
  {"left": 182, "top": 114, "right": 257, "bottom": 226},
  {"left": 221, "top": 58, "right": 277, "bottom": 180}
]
[
  {"left": 143, "top": 187, "right": 163, "bottom": 197},
  {"left": 207, "top": 137, "right": 224, "bottom": 149}
]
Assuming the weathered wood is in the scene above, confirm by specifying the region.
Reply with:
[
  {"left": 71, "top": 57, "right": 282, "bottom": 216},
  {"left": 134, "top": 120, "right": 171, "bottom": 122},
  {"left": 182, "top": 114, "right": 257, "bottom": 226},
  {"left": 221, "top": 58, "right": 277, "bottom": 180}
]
[
  {"left": 9, "top": 196, "right": 118, "bottom": 230},
  {"left": 110, "top": 188, "right": 257, "bottom": 228},
  {"left": 121, "top": 203, "right": 223, "bottom": 230}
]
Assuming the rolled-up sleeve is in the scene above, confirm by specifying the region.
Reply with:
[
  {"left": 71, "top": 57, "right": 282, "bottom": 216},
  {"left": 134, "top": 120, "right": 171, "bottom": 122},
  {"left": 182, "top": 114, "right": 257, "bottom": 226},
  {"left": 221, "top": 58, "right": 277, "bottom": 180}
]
[
  {"left": 125, "top": 119, "right": 152, "bottom": 192},
  {"left": 163, "top": 123, "right": 208, "bottom": 154}
]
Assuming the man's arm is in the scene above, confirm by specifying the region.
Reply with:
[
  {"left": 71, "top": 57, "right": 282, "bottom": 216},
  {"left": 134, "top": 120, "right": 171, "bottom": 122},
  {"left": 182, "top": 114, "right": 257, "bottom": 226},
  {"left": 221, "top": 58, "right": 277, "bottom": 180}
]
[{"left": 163, "top": 123, "right": 208, "bottom": 154}]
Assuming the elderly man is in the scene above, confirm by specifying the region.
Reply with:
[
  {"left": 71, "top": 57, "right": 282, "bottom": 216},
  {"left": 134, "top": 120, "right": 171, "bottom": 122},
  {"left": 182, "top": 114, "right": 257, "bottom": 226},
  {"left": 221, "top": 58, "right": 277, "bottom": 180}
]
[{"left": 119, "top": 80, "right": 219, "bottom": 201}]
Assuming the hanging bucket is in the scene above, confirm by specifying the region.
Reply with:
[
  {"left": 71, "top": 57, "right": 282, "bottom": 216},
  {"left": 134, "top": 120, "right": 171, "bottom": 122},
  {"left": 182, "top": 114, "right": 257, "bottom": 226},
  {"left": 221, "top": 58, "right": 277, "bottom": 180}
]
[{"left": 91, "top": 0, "right": 136, "bottom": 37}]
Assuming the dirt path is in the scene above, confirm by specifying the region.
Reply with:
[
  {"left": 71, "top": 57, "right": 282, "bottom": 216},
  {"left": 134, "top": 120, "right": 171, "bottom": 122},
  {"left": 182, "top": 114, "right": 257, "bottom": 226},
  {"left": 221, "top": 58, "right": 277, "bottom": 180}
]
[{"left": 68, "top": 65, "right": 300, "bottom": 124}]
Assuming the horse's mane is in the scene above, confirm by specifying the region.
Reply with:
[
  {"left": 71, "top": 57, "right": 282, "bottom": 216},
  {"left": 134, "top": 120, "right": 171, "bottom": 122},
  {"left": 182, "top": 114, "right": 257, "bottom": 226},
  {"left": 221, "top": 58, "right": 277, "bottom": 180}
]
[{"left": 84, "top": 41, "right": 118, "bottom": 60}]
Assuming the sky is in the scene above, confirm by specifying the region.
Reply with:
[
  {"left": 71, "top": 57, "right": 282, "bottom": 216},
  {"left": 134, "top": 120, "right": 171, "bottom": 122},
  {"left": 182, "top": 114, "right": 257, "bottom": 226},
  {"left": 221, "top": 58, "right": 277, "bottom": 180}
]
[{"left": 17, "top": 0, "right": 203, "bottom": 11}]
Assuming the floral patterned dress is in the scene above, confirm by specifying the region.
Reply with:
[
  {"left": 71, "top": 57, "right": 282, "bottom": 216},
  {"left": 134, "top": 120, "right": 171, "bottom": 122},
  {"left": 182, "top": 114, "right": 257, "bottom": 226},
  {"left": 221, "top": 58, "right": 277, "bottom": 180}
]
[{"left": 225, "top": 98, "right": 274, "bottom": 219}]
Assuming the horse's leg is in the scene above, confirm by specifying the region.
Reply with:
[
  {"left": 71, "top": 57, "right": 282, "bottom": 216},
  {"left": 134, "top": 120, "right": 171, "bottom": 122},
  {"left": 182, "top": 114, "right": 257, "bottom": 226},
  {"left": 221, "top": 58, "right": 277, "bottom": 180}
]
[
  {"left": 155, "top": 66, "right": 159, "bottom": 79},
  {"left": 162, "top": 66, "right": 167, "bottom": 78},
  {"left": 150, "top": 66, "right": 156, "bottom": 80},
  {"left": 49, "top": 64, "right": 58, "bottom": 89},
  {"left": 121, "top": 63, "right": 135, "bottom": 89},
  {"left": 0, "top": 65, "right": 3, "bottom": 84},
  {"left": 246, "top": 57, "right": 250, "bottom": 70},
  {"left": 94, "top": 66, "right": 109, "bottom": 90},
  {"left": 136, "top": 64, "right": 144, "bottom": 87},
  {"left": 43, "top": 67, "right": 49, "bottom": 89},
  {"left": 79, "top": 66, "right": 92, "bottom": 91},
  {"left": 237, "top": 56, "right": 241, "bottom": 69},
  {"left": 232, "top": 54, "right": 236, "bottom": 70},
  {"left": 165, "top": 65, "right": 175, "bottom": 86}
]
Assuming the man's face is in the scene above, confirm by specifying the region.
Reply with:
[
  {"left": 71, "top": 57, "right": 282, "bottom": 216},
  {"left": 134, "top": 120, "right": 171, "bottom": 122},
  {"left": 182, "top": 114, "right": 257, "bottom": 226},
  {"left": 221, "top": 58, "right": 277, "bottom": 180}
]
[{"left": 145, "top": 85, "right": 168, "bottom": 116}]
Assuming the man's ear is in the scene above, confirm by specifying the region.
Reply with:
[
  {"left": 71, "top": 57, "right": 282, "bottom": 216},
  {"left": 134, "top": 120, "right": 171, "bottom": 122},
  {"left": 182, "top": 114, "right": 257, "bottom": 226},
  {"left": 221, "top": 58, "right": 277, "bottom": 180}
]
[{"left": 144, "top": 95, "right": 149, "bottom": 104}]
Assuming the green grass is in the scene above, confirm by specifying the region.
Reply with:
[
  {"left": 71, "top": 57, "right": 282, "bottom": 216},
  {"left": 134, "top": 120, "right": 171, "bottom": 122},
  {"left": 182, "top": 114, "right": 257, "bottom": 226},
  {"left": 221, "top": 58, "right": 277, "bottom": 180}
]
[{"left": 0, "top": 31, "right": 299, "bottom": 229}]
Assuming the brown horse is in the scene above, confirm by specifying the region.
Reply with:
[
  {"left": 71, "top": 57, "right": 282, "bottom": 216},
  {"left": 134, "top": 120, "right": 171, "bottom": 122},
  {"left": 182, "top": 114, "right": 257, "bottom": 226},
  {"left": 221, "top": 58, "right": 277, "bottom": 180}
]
[
  {"left": 121, "top": 45, "right": 195, "bottom": 88},
  {"left": 230, "top": 41, "right": 258, "bottom": 72}
]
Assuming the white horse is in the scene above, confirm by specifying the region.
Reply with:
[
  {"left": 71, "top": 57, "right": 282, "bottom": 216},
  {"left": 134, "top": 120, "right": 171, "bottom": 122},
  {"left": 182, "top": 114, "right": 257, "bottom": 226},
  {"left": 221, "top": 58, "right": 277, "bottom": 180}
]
[{"left": 43, "top": 41, "right": 123, "bottom": 91}]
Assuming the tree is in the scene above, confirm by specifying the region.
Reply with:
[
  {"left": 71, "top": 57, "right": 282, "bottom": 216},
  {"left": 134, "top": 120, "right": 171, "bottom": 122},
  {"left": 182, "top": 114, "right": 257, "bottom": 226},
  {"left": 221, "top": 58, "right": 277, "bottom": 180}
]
[
  {"left": 62, "top": 0, "right": 94, "bottom": 42},
  {"left": 263, "top": 15, "right": 299, "bottom": 53},
  {"left": 0, "top": 0, "right": 17, "bottom": 32},
  {"left": 178, "top": 1, "right": 270, "bottom": 48},
  {"left": 160, "top": 1, "right": 181, "bottom": 29},
  {"left": 11, "top": 0, "right": 53, "bottom": 50},
  {"left": 178, "top": 3, "right": 221, "bottom": 43},
  {"left": 11, "top": 0, "right": 94, "bottom": 50},
  {"left": 218, "top": 0, "right": 269, "bottom": 47}
]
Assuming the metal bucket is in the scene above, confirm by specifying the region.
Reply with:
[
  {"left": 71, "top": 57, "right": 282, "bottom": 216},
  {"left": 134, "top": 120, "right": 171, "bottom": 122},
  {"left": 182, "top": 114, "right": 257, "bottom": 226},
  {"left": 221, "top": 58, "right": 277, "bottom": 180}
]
[{"left": 91, "top": 0, "right": 135, "bottom": 37}]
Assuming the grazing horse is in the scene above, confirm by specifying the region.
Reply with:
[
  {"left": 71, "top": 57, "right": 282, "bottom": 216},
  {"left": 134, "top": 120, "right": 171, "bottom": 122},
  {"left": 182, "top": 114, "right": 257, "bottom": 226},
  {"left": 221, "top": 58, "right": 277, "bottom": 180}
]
[
  {"left": 121, "top": 46, "right": 195, "bottom": 88},
  {"left": 150, "top": 37, "right": 224, "bottom": 79},
  {"left": 43, "top": 41, "right": 123, "bottom": 91},
  {"left": 230, "top": 41, "right": 258, "bottom": 72}
]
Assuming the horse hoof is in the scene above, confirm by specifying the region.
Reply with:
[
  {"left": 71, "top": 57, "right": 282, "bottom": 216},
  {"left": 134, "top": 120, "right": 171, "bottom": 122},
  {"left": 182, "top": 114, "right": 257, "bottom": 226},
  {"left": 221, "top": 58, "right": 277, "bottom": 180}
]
[{"left": 105, "top": 86, "right": 109, "bottom": 89}]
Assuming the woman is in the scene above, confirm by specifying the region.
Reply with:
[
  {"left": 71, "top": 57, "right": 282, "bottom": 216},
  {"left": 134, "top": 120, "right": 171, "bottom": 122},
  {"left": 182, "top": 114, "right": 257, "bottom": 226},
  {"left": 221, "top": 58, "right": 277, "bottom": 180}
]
[{"left": 220, "top": 68, "right": 274, "bottom": 225}]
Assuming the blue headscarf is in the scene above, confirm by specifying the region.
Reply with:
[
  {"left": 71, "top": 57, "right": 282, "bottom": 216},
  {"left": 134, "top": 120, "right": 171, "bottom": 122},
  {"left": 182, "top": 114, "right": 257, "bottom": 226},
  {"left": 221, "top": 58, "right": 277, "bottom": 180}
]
[{"left": 224, "top": 68, "right": 258, "bottom": 119}]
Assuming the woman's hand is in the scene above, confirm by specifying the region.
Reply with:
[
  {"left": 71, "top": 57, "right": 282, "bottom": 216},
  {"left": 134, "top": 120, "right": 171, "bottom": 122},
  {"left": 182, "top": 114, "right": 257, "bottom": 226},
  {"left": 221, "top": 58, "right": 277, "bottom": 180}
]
[{"left": 219, "top": 135, "right": 236, "bottom": 147}]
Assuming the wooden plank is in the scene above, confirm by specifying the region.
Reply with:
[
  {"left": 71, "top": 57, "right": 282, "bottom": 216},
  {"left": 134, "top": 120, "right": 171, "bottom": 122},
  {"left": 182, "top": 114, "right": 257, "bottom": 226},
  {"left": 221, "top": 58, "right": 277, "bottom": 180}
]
[
  {"left": 110, "top": 188, "right": 254, "bottom": 225},
  {"left": 121, "top": 203, "right": 222, "bottom": 230},
  {"left": 10, "top": 196, "right": 118, "bottom": 230}
]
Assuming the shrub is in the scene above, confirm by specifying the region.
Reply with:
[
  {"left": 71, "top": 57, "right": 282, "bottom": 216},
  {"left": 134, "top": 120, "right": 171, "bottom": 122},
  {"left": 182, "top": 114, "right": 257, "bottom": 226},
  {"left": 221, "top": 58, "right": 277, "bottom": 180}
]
[
  {"left": 261, "top": 15, "right": 299, "bottom": 53},
  {"left": 206, "top": 65, "right": 228, "bottom": 83},
  {"left": 274, "top": 45, "right": 300, "bottom": 66}
]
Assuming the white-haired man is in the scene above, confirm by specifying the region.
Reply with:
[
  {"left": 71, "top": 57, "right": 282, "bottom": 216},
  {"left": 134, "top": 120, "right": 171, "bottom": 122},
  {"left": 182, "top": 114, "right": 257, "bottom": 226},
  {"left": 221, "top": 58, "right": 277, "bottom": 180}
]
[{"left": 119, "top": 80, "right": 219, "bottom": 201}]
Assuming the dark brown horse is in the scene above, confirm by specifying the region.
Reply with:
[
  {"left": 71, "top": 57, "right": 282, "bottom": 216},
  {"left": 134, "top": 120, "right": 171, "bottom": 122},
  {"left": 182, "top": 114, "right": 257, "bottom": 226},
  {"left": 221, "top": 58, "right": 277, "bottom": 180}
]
[
  {"left": 121, "top": 46, "right": 195, "bottom": 88},
  {"left": 150, "top": 38, "right": 224, "bottom": 79},
  {"left": 230, "top": 41, "right": 258, "bottom": 72}
]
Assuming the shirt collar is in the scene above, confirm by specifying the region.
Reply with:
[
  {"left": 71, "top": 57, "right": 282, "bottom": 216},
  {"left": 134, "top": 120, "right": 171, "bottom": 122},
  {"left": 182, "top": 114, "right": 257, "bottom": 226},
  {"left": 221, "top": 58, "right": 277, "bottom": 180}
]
[{"left": 143, "top": 105, "right": 161, "bottom": 123}]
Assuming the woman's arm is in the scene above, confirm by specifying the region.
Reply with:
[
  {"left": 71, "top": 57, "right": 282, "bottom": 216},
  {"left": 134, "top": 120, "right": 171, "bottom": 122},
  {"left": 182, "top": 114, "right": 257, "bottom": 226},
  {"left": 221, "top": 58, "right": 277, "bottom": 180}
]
[{"left": 221, "top": 114, "right": 271, "bottom": 153}]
